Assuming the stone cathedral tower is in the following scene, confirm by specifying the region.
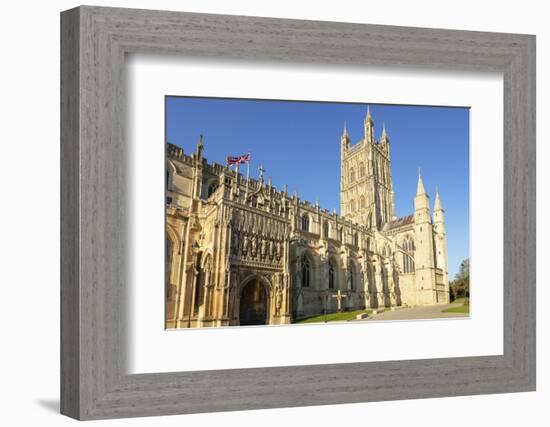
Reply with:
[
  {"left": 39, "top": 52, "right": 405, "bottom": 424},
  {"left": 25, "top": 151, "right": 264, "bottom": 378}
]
[{"left": 340, "top": 107, "right": 396, "bottom": 229}]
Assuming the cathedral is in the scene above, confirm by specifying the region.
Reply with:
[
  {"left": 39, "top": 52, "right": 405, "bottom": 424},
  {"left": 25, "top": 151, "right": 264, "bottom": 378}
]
[{"left": 165, "top": 109, "right": 450, "bottom": 328}]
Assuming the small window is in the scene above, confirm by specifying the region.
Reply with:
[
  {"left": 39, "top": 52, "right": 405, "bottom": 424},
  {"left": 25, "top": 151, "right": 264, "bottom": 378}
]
[
  {"left": 207, "top": 183, "right": 218, "bottom": 197},
  {"left": 328, "top": 261, "right": 335, "bottom": 289},
  {"left": 323, "top": 221, "right": 330, "bottom": 239},
  {"left": 301, "top": 214, "right": 310, "bottom": 232},
  {"left": 301, "top": 256, "right": 310, "bottom": 288},
  {"left": 348, "top": 261, "right": 356, "bottom": 290}
]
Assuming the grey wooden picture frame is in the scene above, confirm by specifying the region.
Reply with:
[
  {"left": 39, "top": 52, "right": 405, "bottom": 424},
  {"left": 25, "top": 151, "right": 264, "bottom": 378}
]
[{"left": 60, "top": 5, "right": 536, "bottom": 421}]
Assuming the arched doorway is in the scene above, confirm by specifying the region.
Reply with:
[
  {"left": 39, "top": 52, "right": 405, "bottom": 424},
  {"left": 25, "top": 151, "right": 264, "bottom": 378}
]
[{"left": 239, "top": 278, "right": 268, "bottom": 326}]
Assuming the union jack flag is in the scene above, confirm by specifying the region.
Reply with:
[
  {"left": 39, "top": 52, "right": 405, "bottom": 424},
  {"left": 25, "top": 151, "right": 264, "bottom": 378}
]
[{"left": 227, "top": 153, "right": 251, "bottom": 165}]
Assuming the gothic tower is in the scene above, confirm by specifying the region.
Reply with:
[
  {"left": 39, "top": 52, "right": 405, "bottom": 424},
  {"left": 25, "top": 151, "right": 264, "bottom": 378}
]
[
  {"left": 433, "top": 189, "right": 449, "bottom": 285},
  {"left": 340, "top": 107, "right": 396, "bottom": 229},
  {"left": 413, "top": 172, "right": 437, "bottom": 304}
]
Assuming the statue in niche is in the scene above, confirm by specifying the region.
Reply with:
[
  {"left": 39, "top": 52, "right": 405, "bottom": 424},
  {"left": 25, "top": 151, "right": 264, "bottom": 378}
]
[
  {"left": 242, "top": 233, "right": 249, "bottom": 256},
  {"left": 275, "top": 282, "right": 283, "bottom": 315},
  {"left": 261, "top": 238, "right": 268, "bottom": 259},
  {"left": 251, "top": 235, "right": 257, "bottom": 257}
]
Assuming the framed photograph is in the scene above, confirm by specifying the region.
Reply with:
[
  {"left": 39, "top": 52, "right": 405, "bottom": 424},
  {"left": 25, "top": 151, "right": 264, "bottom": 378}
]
[{"left": 61, "top": 6, "right": 536, "bottom": 420}]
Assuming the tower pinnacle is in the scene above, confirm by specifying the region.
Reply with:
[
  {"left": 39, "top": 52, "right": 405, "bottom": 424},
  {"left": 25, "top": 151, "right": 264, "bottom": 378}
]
[
  {"left": 434, "top": 187, "right": 443, "bottom": 211},
  {"left": 416, "top": 169, "right": 426, "bottom": 196},
  {"left": 196, "top": 134, "right": 204, "bottom": 160}
]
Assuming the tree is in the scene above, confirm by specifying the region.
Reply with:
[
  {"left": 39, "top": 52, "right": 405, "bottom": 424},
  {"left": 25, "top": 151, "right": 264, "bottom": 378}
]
[{"left": 450, "top": 258, "right": 470, "bottom": 301}]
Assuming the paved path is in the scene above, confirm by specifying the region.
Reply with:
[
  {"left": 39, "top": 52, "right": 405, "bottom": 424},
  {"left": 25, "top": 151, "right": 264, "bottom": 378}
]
[{"left": 365, "top": 302, "right": 469, "bottom": 321}]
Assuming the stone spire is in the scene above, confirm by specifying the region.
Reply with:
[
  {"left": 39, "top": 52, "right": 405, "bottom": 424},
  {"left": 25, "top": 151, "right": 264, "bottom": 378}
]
[
  {"left": 416, "top": 168, "right": 426, "bottom": 196},
  {"left": 434, "top": 187, "right": 443, "bottom": 211},
  {"left": 342, "top": 121, "right": 349, "bottom": 138},
  {"left": 364, "top": 105, "right": 374, "bottom": 143},
  {"left": 366, "top": 105, "right": 373, "bottom": 123}
]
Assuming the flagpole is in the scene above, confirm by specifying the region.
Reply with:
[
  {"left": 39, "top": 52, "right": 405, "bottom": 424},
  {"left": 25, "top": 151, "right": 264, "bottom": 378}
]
[{"left": 245, "top": 152, "right": 250, "bottom": 186}]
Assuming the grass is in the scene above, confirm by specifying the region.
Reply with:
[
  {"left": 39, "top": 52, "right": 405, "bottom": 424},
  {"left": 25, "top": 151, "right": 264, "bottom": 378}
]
[
  {"left": 293, "top": 309, "right": 372, "bottom": 324},
  {"left": 442, "top": 299, "right": 470, "bottom": 314}
]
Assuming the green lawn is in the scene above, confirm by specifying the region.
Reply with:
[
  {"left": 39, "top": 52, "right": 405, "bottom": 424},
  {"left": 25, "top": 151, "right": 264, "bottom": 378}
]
[
  {"left": 442, "top": 300, "right": 470, "bottom": 314},
  {"left": 293, "top": 309, "right": 372, "bottom": 324}
]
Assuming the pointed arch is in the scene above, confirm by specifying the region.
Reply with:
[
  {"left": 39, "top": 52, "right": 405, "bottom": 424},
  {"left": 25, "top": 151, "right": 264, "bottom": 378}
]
[
  {"left": 402, "top": 235, "right": 416, "bottom": 273},
  {"left": 301, "top": 213, "right": 310, "bottom": 232}
]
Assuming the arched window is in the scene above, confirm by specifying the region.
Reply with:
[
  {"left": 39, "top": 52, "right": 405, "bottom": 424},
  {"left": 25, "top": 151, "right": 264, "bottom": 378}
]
[
  {"left": 337, "top": 228, "right": 343, "bottom": 242},
  {"left": 365, "top": 237, "right": 371, "bottom": 251},
  {"left": 353, "top": 232, "right": 359, "bottom": 247},
  {"left": 350, "top": 199, "right": 356, "bottom": 212},
  {"left": 323, "top": 221, "right": 330, "bottom": 239},
  {"left": 207, "top": 182, "right": 218, "bottom": 198},
  {"left": 359, "top": 162, "right": 365, "bottom": 178},
  {"left": 360, "top": 196, "right": 366, "bottom": 209},
  {"left": 301, "top": 256, "right": 310, "bottom": 288},
  {"left": 328, "top": 260, "right": 336, "bottom": 289},
  {"left": 350, "top": 168, "right": 355, "bottom": 183},
  {"left": 348, "top": 260, "right": 356, "bottom": 290},
  {"left": 402, "top": 237, "right": 416, "bottom": 273},
  {"left": 367, "top": 264, "right": 375, "bottom": 294},
  {"left": 301, "top": 213, "right": 310, "bottom": 232}
]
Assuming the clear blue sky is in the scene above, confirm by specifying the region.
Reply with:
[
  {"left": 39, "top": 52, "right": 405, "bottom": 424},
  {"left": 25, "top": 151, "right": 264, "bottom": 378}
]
[{"left": 166, "top": 97, "right": 469, "bottom": 279}]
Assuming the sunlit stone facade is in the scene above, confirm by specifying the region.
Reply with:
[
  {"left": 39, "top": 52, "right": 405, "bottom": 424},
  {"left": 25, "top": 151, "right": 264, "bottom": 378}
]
[{"left": 165, "top": 111, "right": 449, "bottom": 328}]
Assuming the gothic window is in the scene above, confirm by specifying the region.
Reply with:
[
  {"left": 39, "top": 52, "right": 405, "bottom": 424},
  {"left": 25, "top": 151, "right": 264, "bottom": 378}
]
[
  {"left": 350, "top": 199, "right": 356, "bottom": 212},
  {"left": 166, "top": 169, "right": 170, "bottom": 187},
  {"left": 402, "top": 237, "right": 416, "bottom": 273},
  {"left": 350, "top": 168, "right": 355, "bottom": 183},
  {"left": 366, "top": 237, "right": 371, "bottom": 251},
  {"left": 323, "top": 221, "right": 330, "bottom": 239},
  {"left": 301, "top": 256, "right": 310, "bottom": 288},
  {"left": 328, "top": 260, "right": 335, "bottom": 289},
  {"left": 301, "top": 213, "right": 310, "bottom": 232},
  {"left": 337, "top": 228, "right": 343, "bottom": 242},
  {"left": 360, "top": 196, "right": 366, "bottom": 209},
  {"left": 349, "top": 261, "right": 356, "bottom": 290},
  {"left": 207, "top": 182, "right": 218, "bottom": 198},
  {"left": 367, "top": 264, "right": 375, "bottom": 294},
  {"left": 353, "top": 232, "right": 359, "bottom": 247},
  {"left": 359, "top": 162, "right": 365, "bottom": 178}
]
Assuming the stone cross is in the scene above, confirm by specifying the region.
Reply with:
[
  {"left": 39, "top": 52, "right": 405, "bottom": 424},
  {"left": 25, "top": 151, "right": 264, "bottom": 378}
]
[{"left": 332, "top": 290, "right": 347, "bottom": 312}]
